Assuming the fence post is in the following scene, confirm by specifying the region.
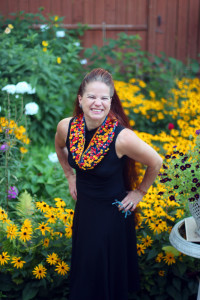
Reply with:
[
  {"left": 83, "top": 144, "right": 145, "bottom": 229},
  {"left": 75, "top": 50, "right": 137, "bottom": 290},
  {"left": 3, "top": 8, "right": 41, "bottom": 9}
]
[{"left": 147, "top": 0, "right": 157, "bottom": 55}]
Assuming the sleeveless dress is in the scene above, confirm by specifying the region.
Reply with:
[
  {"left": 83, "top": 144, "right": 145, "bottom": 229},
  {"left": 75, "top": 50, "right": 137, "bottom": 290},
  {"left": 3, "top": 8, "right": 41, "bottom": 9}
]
[{"left": 66, "top": 118, "right": 140, "bottom": 300}]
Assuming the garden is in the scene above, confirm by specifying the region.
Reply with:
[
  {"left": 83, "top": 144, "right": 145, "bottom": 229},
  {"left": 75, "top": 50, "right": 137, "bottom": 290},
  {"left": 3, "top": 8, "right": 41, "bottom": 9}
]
[{"left": 0, "top": 10, "right": 200, "bottom": 300}]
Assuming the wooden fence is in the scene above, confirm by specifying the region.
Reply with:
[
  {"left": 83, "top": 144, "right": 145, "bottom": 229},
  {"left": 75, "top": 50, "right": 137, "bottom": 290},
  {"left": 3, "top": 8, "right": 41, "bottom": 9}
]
[{"left": 0, "top": 0, "right": 200, "bottom": 62}]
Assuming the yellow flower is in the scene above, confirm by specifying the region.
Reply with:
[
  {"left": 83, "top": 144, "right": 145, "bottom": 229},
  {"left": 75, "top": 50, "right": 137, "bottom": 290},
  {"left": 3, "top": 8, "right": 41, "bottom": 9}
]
[
  {"left": 151, "top": 116, "right": 157, "bottom": 123},
  {"left": 149, "top": 91, "right": 156, "bottom": 98},
  {"left": 11, "top": 257, "right": 26, "bottom": 269},
  {"left": 54, "top": 16, "right": 59, "bottom": 21},
  {"left": 46, "top": 253, "right": 58, "bottom": 265},
  {"left": 6, "top": 224, "right": 18, "bottom": 240},
  {"left": 139, "top": 80, "right": 146, "bottom": 88},
  {"left": 57, "top": 57, "right": 62, "bottom": 64},
  {"left": 65, "top": 222, "right": 73, "bottom": 238},
  {"left": 20, "top": 147, "right": 28, "bottom": 154},
  {"left": 19, "top": 221, "right": 32, "bottom": 242},
  {"left": 33, "top": 264, "right": 47, "bottom": 279},
  {"left": 43, "top": 238, "right": 50, "bottom": 247},
  {"left": 137, "top": 244, "right": 146, "bottom": 256},
  {"left": 142, "top": 235, "right": 153, "bottom": 247},
  {"left": 0, "top": 208, "right": 7, "bottom": 220},
  {"left": 156, "top": 252, "right": 164, "bottom": 263},
  {"left": 55, "top": 261, "right": 70, "bottom": 276},
  {"left": 0, "top": 252, "right": 10, "bottom": 265},
  {"left": 129, "top": 120, "right": 135, "bottom": 127},
  {"left": 42, "top": 41, "right": 48, "bottom": 47},
  {"left": 43, "top": 47, "right": 47, "bottom": 52},
  {"left": 36, "top": 222, "right": 51, "bottom": 235},
  {"left": 163, "top": 252, "right": 176, "bottom": 265},
  {"left": 8, "top": 24, "right": 14, "bottom": 29},
  {"left": 36, "top": 201, "right": 49, "bottom": 212},
  {"left": 45, "top": 211, "right": 57, "bottom": 224},
  {"left": 176, "top": 209, "right": 185, "bottom": 219},
  {"left": 158, "top": 270, "right": 165, "bottom": 276}
]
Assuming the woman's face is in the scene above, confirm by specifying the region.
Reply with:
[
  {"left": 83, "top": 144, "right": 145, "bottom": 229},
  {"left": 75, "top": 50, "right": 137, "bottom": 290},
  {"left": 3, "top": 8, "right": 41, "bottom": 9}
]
[{"left": 78, "top": 81, "right": 111, "bottom": 128}]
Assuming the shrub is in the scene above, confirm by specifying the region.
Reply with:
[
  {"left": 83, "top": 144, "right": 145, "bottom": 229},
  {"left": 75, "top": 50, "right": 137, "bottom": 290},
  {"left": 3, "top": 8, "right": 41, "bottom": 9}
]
[{"left": 0, "top": 11, "right": 86, "bottom": 144}]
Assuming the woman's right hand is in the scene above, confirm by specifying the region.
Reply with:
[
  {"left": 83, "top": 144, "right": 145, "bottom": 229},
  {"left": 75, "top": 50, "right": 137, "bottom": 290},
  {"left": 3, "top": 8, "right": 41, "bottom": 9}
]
[{"left": 67, "top": 174, "right": 77, "bottom": 201}]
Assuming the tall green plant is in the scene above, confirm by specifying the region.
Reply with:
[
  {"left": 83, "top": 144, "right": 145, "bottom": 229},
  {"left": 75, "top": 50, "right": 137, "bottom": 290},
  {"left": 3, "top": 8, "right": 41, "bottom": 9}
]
[{"left": 0, "top": 10, "right": 86, "bottom": 144}]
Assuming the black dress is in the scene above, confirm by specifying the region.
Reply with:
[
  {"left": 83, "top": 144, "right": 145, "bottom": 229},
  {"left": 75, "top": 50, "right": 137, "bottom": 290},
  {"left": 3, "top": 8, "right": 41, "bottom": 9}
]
[{"left": 66, "top": 119, "right": 140, "bottom": 300}]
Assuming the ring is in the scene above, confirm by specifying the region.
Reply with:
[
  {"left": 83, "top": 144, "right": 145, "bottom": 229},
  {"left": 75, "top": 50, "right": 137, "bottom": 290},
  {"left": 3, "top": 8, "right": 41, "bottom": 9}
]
[{"left": 130, "top": 202, "right": 134, "bottom": 207}]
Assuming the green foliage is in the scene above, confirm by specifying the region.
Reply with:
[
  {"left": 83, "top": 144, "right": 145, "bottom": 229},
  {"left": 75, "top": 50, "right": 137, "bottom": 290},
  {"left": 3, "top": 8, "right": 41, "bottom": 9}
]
[
  {"left": 16, "top": 191, "right": 35, "bottom": 219},
  {"left": 0, "top": 11, "right": 86, "bottom": 144},
  {"left": 84, "top": 32, "right": 199, "bottom": 99},
  {"left": 16, "top": 145, "right": 74, "bottom": 207}
]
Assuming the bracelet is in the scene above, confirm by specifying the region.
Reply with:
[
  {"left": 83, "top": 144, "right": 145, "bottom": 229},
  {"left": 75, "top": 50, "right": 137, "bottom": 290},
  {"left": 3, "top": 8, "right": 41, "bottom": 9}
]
[{"left": 136, "top": 187, "right": 147, "bottom": 196}]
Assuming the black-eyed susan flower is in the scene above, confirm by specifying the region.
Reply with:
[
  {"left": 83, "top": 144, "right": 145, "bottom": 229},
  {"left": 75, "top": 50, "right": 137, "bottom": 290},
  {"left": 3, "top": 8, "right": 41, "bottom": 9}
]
[
  {"left": 141, "top": 235, "right": 153, "bottom": 247},
  {"left": 136, "top": 244, "right": 146, "bottom": 256},
  {"left": 158, "top": 270, "right": 165, "bottom": 276},
  {"left": 18, "top": 228, "right": 31, "bottom": 242},
  {"left": 65, "top": 222, "right": 73, "bottom": 238},
  {"left": 46, "top": 253, "right": 58, "bottom": 265},
  {"left": 55, "top": 261, "right": 69, "bottom": 276},
  {"left": 0, "top": 252, "right": 10, "bottom": 265},
  {"left": 11, "top": 257, "right": 26, "bottom": 269},
  {"left": 45, "top": 211, "right": 57, "bottom": 224},
  {"left": 43, "top": 238, "right": 50, "bottom": 247},
  {"left": 36, "top": 222, "right": 51, "bottom": 236},
  {"left": 163, "top": 252, "right": 176, "bottom": 265},
  {"left": 6, "top": 224, "right": 18, "bottom": 240},
  {"left": 155, "top": 253, "right": 164, "bottom": 263},
  {"left": 32, "top": 264, "right": 47, "bottom": 279}
]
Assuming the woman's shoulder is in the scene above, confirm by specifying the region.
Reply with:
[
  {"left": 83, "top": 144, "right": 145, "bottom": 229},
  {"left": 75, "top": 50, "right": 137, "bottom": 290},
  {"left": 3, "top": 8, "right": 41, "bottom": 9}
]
[
  {"left": 115, "top": 127, "right": 139, "bottom": 158},
  {"left": 56, "top": 117, "right": 73, "bottom": 143}
]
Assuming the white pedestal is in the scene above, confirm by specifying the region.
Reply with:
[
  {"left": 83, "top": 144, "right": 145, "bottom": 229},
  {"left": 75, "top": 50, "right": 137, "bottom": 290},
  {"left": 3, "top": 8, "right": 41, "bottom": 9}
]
[{"left": 169, "top": 217, "right": 200, "bottom": 300}]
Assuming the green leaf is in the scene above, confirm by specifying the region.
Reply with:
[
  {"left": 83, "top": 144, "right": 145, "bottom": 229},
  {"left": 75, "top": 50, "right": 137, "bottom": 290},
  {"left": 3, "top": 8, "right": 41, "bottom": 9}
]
[
  {"left": 16, "top": 190, "right": 35, "bottom": 218},
  {"left": 22, "top": 282, "right": 39, "bottom": 300},
  {"left": 162, "top": 246, "right": 180, "bottom": 257}
]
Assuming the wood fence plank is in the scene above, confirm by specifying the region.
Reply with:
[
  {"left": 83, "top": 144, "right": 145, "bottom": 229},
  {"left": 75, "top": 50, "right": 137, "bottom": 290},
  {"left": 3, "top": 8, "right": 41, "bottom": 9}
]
[
  {"left": 165, "top": 0, "right": 178, "bottom": 58},
  {"left": 155, "top": 0, "right": 167, "bottom": 57},
  {"left": 0, "top": 0, "right": 8, "bottom": 16},
  {"left": 83, "top": 0, "right": 94, "bottom": 48},
  {"left": 51, "top": 0, "right": 62, "bottom": 16},
  {"left": 19, "top": 0, "right": 29, "bottom": 12},
  {"left": 176, "top": 0, "right": 189, "bottom": 61},
  {"left": 28, "top": 0, "right": 40, "bottom": 14},
  {"left": 62, "top": 0, "right": 73, "bottom": 23},
  {"left": 7, "top": 0, "right": 19, "bottom": 15},
  {"left": 39, "top": 0, "right": 51, "bottom": 17},
  {"left": 72, "top": 0, "right": 84, "bottom": 23},
  {"left": 105, "top": 0, "right": 116, "bottom": 40},
  {"left": 138, "top": 0, "right": 148, "bottom": 51},
  {"left": 187, "top": 0, "right": 199, "bottom": 60},
  {"left": 93, "top": 0, "right": 105, "bottom": 46}
]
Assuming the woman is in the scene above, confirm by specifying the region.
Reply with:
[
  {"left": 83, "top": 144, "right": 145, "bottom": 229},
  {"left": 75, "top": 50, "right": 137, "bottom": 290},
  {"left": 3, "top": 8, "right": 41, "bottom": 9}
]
[{"left": 55, "top": 68, "right": 163, "bottom": 300}]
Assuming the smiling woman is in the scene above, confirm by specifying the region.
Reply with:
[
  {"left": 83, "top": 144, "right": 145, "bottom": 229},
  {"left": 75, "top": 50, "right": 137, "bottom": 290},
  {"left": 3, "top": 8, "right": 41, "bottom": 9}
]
[{"left": 55, "top": 68, "right": 162, "bottom": 300}]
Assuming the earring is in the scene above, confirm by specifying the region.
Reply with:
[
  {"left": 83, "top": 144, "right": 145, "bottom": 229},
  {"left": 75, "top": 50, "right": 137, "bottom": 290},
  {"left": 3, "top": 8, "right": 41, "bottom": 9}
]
[{"left": 79, "top": 103, "right": 82, "bottom": 109}]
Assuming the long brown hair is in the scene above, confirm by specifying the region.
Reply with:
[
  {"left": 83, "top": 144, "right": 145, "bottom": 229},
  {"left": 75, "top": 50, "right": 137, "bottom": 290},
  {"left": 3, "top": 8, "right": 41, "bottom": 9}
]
[{"left": 73, "top": 68, "right": 139, "bottom": 190}]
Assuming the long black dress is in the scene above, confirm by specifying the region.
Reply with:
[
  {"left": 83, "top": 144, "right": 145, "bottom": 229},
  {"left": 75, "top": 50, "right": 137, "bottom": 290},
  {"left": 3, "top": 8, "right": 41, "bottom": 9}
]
[{"left": 66, "top": 119, "right": 140, "bottom": 300}]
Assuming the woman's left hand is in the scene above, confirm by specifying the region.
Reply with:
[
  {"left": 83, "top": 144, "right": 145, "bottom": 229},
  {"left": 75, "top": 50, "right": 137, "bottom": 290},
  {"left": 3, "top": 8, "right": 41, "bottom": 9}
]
[{"left": 119, "top": 190, "right": 143, "bottom": 212}]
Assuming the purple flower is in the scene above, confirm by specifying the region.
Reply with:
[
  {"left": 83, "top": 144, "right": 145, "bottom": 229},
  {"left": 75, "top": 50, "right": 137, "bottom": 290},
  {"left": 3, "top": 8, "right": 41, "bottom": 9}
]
[
  {"left": 0, "top": 143, "right": 9, "bottom": 152},
  {"left": 195, "top": 129, "right": 200, "bottom": 135},
  {"left": 8, "top": 186, "right": 18, "bottom": 199}
]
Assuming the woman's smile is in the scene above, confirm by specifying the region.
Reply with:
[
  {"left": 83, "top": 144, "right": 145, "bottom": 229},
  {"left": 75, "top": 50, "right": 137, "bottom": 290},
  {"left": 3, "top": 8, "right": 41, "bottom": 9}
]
[{"left": 78, "top": 81, "right": 111, "bottom": 130}]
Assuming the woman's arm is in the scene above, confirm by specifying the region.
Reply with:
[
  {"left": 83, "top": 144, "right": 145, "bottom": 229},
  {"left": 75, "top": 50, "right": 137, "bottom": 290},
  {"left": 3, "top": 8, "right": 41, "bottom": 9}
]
[
  {"left": 55, "top": 118, "right": 77, "bottom": 201},
  {"left": 116, "top": 128, "right": 163, "bottom": 212}
]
